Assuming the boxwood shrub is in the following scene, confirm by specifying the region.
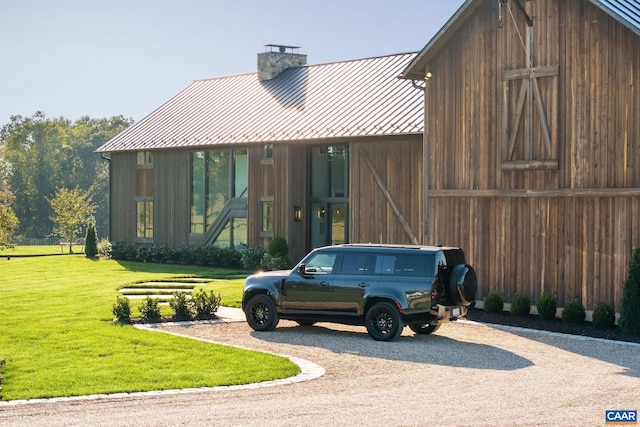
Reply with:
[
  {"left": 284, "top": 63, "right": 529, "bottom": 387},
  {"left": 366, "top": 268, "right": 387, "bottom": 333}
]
[
  {"left": 592, "top": 302, "right": 615, "bottom": 328},
  {"left": 483, "top": 292, "right": 504, "bottom": 314},
  {"left": 510, "top": 291, "right": 531, "bottom": 316},
  {"left": 536, "top": 292, "right": 557, "bottom": 320},
  {"left": 562, "top": 299, "right": 586, "bottom": 323}
]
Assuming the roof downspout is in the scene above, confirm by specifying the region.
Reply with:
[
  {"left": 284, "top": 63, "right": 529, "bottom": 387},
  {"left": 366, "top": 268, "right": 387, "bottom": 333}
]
[{"left": 409, "top": 74, "right": 429, "bottom": 244}]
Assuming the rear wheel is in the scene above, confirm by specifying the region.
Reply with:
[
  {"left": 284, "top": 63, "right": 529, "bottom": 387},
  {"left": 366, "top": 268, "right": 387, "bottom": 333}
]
[
  {"left": 409, "top": 323, "right": 441, "bottom": 335},
  {"left": 245, "top": 294, "right": 279, "bottom": 331},
  {"left": 365, "top": 302, "right": 404, "bottom": 341}
]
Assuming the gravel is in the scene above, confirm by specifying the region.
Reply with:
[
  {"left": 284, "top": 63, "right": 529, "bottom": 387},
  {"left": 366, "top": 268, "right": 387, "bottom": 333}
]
[{"left": 1, "top": 319, "right": 639, "bottom": 426}]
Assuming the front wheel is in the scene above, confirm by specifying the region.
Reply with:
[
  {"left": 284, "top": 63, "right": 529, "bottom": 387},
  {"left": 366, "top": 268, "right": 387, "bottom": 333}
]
[
  {"left": 409, "top": 323, "right": 441, "bottom": 335},
  {"left": 365, "top": 302, "right": 404, "bottom": 341},
  {"left": 245, "top": 294, "right": 279, "bottom": 331}
]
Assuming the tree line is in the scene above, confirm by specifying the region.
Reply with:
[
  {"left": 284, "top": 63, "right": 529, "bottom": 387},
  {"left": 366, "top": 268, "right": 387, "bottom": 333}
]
[{"left": 0, "top": 112, "right": 132, "bottom": 245}]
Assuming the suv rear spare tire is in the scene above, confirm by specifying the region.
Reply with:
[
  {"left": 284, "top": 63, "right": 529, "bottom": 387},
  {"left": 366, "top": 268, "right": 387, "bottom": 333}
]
[{"left": 449, "top": 264, "right": 478, "bottom": 307}]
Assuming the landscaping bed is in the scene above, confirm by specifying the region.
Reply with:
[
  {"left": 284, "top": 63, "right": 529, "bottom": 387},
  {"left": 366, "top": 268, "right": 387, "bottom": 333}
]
[{"left": 464, "top": 307, "right": 640, "bottom": 344}]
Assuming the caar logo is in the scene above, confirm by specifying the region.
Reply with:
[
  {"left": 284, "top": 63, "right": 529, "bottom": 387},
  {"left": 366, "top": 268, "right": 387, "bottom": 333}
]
[{"left": 606, "top": 410, "right": 637, "bottom": 425}]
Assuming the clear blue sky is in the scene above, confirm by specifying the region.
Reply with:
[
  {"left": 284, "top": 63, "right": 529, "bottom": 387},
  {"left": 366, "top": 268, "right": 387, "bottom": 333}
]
[{"left": 1, "top": 0, "right": 465, "bottom": 125}]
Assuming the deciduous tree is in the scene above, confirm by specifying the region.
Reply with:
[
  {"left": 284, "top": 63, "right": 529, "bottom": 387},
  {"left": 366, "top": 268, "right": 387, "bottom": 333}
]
[{"left": 48, "top": 187, "right": 96, "bottom": 253}]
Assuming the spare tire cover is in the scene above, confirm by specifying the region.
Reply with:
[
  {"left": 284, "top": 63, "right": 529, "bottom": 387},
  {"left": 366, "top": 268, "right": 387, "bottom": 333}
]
[{"left": 449, "top": 264, "right": 478, "bottom": 307}]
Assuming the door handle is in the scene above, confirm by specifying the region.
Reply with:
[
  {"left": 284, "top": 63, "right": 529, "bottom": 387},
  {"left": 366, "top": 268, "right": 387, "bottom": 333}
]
[
  {"left": 359, "top": 282, "right": 368, "bottom": 288},
  {"left": 320, "top": 281, "right": 329, "bottom": 286}
]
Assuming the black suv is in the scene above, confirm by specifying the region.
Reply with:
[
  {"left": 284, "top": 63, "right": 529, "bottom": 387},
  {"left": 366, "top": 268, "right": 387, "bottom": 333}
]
[{"left": 242, "top": 244, "right": 477, "bottom": 341}]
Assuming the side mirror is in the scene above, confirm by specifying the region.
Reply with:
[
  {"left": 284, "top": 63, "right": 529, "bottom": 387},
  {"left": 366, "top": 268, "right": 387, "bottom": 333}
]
[{"left": 298, "top": 264, "right": 307, "bottom": 275}]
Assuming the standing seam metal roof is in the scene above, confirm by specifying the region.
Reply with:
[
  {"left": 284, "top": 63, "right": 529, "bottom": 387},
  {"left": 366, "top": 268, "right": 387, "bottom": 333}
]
[{"left": 97, "top": 53, "right": 423, "bottom": 153}]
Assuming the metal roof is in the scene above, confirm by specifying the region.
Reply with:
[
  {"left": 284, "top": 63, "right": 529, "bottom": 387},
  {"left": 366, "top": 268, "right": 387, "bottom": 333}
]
[
  {"left": 400, "top": 0, "right": 640, "bottom": 81},
  {"left": 97, "top": 53, "right": 423, "bottom": 153},
  {"left": 590, "top": 0, "right": 640, "bottom": 36}
]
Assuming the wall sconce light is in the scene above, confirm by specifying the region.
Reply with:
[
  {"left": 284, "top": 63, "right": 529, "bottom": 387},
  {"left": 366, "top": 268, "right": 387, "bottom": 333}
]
[
  {"left": 294, "top": 205, "right": 302, "bottom": 222},
  {"left": 316, "top": 208, "right": 325, "bottom": 219},
  {"left": 425, "top": 71, "right": 433, "bottom": 81}
]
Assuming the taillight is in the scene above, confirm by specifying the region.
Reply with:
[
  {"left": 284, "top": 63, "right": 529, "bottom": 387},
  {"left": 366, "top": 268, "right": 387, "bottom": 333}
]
[{"left": 431, "top": 280, "right": 444, "bottom": 301}]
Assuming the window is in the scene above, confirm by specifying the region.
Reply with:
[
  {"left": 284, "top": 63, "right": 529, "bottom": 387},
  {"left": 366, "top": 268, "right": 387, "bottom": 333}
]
[
  {"left": 190, "top": 148, "right": 248, "bottom": 234},
  {"left": 136, "top": 151, "right": 153, "bottom": 166},
  {"left": 377, "top": 254, "right": 433, "bottom": 277},
  {"left": 136, "top": 198, "right": 153, "bottom": 240},
  {"left": 340, "top": 254, "right": 376, "bottom": 275},
  {"left": 262, "top": 144, "right": 274, "bottom": 162},
  {"left": 262, "top": 199, "right": 274, "bottom": 234},
  {"left": 304, "top": 253, "right": 337, "bottom": 274}
]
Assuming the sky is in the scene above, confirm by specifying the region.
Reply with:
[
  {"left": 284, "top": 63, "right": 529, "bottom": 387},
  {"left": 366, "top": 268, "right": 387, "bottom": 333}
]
[{"left": 1, "top": 0, "right": 465, "bottom": 126}]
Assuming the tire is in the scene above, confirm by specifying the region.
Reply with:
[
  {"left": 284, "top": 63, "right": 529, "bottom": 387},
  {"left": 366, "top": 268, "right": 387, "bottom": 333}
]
[
  {"left": 409, "top": 323, "right": 441, "bottom": 335},
  {"left": 449, "top": 264, "right": 478, "bottom": 307},
  {"left": 365, "top": 302, "right": 404, "bottom": 341},
  {"left": 245, "top": 294, "right": 279, "bottom": 331}
]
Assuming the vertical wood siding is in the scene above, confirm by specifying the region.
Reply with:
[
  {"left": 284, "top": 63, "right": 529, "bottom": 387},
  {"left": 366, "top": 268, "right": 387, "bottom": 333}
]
[
  {"left": 351, "top": 136, "right": 423, "bottom": 245},
  {"left": 424, "top": 0, "right": 640, "bottom": 311},
  {"left": 153, "top": 151, "right": 191, "bottom": 246},
  {"left": 110, "top": 152, "right": 137, "bottom": 242}
]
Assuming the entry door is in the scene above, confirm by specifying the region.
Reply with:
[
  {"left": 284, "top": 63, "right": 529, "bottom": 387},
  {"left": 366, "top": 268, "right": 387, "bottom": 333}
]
[
  {"left": 308, "top": 144, "right": 349, "bottom": 249},
  {"left": 310, "top": 203, "right": 346, "bottom": 249}
]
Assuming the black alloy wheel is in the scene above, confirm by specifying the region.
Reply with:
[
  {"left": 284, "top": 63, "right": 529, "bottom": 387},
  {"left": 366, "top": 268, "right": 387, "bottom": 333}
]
[
  {"left": 365, "top": 302, "right": 404, "bottom": 341},
  {"left": 245, "top": 294, "right": 279, "bottom": 331}
]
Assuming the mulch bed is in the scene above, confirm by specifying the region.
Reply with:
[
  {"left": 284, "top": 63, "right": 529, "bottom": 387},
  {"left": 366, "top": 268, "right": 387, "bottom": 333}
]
[{"left": 464, "top": 308, "right": 640, "bottom": 344}]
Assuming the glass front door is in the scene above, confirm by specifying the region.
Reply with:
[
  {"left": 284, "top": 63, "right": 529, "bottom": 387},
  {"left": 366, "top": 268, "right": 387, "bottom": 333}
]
[{"left": 308, "top": 144, "right": 348, "bottom": 249}]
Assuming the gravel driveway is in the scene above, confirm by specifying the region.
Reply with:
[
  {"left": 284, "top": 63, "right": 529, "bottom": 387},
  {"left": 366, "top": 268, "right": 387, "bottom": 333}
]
[{"left": 2, "top": 319, "right": 639, "bottom": 426}]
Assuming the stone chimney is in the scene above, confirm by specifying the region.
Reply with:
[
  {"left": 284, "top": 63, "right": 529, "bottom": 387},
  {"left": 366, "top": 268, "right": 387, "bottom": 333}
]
[{"left": 257, "top": 44, "right": 307, "bottom": 81}]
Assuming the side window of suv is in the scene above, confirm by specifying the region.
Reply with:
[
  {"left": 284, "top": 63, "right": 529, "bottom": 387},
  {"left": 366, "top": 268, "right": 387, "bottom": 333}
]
[
  {"left": 340, "top": 254, "right": 377, "bottom": 275},
  {"left": 377, "top": 254, "right": 435, "bottom": 277},
  {"left": 304, "top": 253, "right": 337, "bottom": 274}
]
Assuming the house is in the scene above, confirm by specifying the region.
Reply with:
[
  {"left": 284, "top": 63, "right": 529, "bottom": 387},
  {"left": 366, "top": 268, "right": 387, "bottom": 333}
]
[
  {"left": 97, "top": 47, "right": 424, "bottom": 263},
  {"left": 400, "top": 0, "right": 640, "bottom": 311}
]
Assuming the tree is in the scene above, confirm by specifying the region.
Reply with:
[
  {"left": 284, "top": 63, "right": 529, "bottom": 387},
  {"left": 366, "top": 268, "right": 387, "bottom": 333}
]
[
  {"left": 48, "top": 187, "right": 96, "bottom": 253},
  {"left": 0, "top": 189, "right": 18, "bottom": 249},
  {"left": 0, "top": 112, "right": 132, "bottom": 238},
  {"left": 84, "top": 217, "right": 98, "bottom": 258},
  {"left": 619, "top": 248, "right": 640, "bottom": 336}
]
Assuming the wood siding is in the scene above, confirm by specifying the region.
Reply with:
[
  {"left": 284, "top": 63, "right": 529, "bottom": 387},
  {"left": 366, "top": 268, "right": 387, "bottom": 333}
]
[
  {"left": 109, "top": 152, "right": 137, "bottom": 243},
  {"left": 351, "top": 136, "right": 423, "bottom": 246},
  {"left": 423, "top": 0, "right": 640, "bottom": 311},
  {"left": 153, "top": 151, "right": 191, "bottom": 246}
]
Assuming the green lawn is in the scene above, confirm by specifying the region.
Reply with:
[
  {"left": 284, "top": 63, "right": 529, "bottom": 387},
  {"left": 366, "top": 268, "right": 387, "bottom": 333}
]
[{"left": 0, "top": 254, "right": 298, "bottom": 401}]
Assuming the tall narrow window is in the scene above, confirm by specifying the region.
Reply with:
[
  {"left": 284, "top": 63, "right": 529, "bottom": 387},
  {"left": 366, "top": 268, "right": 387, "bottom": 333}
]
[
  {"left": 136, "top": 198, "right": 153, "bottom": 240},
  {"left": 262, "top": 199, "right": 274, "bottom": 234}
]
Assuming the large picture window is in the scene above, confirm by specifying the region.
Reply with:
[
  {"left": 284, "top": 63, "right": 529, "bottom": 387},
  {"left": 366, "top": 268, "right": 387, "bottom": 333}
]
[{"left": 190, "top": 148, "right": 248, "bottom": 247}]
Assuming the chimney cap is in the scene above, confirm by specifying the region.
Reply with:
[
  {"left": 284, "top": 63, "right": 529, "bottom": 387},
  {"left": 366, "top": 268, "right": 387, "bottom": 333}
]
[{"left": 264, "top": 44, "right": 301, "bottom": 54}]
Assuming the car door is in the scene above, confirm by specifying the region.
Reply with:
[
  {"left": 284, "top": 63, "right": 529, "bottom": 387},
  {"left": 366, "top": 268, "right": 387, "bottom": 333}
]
[
  {"left": 330, "top": 252, "right": 379, "bottom": 315},
  {"left": 280, "top": 252, "right": 336, "bottom": 312}
]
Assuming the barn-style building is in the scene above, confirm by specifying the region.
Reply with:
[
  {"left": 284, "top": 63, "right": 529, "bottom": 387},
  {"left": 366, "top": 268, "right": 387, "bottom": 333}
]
[
  {"left": 401, "top": 0, "right": 640, "bottom": 311},
  {"left": 97, "top": 49, "right": 424, "bottom": 264}
]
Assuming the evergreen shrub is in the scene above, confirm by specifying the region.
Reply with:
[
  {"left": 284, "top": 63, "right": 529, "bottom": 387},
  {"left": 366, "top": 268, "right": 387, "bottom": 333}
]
[
  {"left": 510, "top": 291, "right": 531, "bottom": 316},
  {"left": 84, "top": 218, "right": 98, "bottom": 258},
  {"left": 139, "top": 297, "right": 161, "bottom": 321},
  {"left": 536, "top": 292, "right": 557, "bottom": 320},
  {"left": 592, "top": 302, "right": 615, "bottom": 328},
  {"left": 169, "top": 292, "right": 193, "bottom": 320},
  {"left": 620, "top": 248, "right": 640, "bottom": 336},
  {"left": 112, "top": 296, "right": 131, "bottom": 324},
  {"left": 483, "top": 292, "right": 504, "bottom": 314},
  {"left": 562, "top": 299, "right": 586, "bottom": 323}
]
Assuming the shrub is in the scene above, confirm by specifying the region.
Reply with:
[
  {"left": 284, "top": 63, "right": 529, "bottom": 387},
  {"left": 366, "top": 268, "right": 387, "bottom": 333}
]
[
  {"left": 268, "top": 237, "right": 289, "bottom": 257},
  {"left": 261, "top": 253, "right": 293, "bottom": 271},
  {"left": 97, "top": 238, "right": 112, "bottom": 258},
  {"left": 240, "top": 245, "right": 267, "bottom": 272},
  {"left": 537, "top": 292, "right": 557, "bottom": 320},
  {"left": 84, "top": 218, "right": 98, "bottom": 258},
  {"left": 112, "top": 296, "right": 132, "bottom": 324},
  {"left": 510, "top": 292, "right": 531, "bottom": 316},
  {"left": 169, "top": 291, "right": 193, "bottom": 320},
  {"left": 192, "top": 289, "right": 221, "bottom": 319},
  {"left": 592, "top": 302, "right": 615, "bottom": 328},
  {"left": 483, "top": 292, "right": 504, "bottom": 314},
  {"left": 620, "top": 248, "right": 640, "bottom": 336},
  {"left": 139, "top": 297, "right": 161, "bottom": 321},
  {"left": 562, "top": 299, "right": 586, "bottom": 323}
]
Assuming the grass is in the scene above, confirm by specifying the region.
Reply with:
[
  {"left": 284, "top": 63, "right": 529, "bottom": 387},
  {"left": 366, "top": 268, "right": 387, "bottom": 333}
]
[{"left": 0, "top": 254, "right": 298, "bottom": 401}]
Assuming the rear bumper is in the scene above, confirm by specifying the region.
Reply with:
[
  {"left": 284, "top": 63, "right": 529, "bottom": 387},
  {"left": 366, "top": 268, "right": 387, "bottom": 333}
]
[{"left": 431, "top": 304, "right": 467, "bottom": 322}]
